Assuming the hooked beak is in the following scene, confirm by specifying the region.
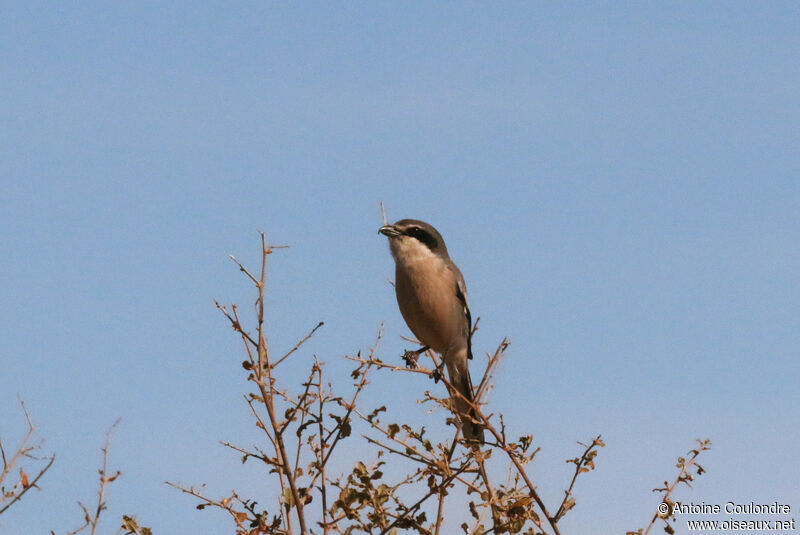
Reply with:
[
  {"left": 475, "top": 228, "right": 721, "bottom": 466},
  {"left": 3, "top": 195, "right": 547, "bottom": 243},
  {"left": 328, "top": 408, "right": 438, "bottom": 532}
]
[{"left": 378, "top": 225, "right": 401, "bottom": 238}]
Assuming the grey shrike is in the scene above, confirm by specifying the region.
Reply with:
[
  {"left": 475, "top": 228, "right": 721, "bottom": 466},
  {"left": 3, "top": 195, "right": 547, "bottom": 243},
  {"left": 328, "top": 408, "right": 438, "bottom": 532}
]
[{"left": 379, "top": 219, "right": 483, "bottom": 442}]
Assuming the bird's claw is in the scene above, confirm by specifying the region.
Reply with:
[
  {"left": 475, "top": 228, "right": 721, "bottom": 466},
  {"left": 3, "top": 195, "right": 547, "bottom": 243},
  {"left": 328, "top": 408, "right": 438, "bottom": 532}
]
[
  {"left": 402, "top": 349, "right": 420, "bottom": 369},
  {"left": 431, "top": 367, "right": 442, "bottom": 383},
  {"left": 401, "top": 346, "right": 430, "bottom": 369},
  {"left": 431, "top": 361, "right": 446, "bottom": 383}
]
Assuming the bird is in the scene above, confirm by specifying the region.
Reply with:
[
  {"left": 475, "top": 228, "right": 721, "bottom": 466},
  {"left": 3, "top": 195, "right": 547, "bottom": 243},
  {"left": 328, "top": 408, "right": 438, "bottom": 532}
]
[{"left": 379, "top": 219, "right": 483, "bottom": 442}]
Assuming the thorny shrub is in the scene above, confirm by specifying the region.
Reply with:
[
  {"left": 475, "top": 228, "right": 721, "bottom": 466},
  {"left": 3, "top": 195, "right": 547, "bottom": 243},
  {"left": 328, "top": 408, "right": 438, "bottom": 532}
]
[{"left": 165, "top": 235, "right": 712, "bottom": 535}]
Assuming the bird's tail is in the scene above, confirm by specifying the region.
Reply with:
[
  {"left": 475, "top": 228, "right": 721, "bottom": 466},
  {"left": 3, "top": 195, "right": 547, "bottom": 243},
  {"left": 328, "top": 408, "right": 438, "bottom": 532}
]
[{"left": 445, "top": 351, "right": 484, "bottom": 443}]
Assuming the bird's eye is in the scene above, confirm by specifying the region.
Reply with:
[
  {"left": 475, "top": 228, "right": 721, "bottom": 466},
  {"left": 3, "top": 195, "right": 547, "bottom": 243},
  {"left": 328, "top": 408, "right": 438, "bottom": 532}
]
[{"left": 406, "top": 227, "right": 437, "bottom": 249}]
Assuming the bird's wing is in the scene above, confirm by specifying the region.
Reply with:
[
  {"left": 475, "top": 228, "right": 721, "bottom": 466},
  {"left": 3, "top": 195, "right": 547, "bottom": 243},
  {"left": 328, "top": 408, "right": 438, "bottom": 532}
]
[{"left": 449, "top": 264, "right": 473, "bottom": 360}]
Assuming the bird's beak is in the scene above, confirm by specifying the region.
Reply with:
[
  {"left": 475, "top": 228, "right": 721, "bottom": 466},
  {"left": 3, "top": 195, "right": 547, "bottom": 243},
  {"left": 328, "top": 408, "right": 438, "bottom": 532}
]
[{"left": 378, "top": 225, "right": 401, "bottom": 238}]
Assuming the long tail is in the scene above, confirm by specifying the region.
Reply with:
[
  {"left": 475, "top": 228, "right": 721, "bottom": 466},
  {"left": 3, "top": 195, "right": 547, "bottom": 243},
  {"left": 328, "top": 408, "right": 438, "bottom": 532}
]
[{"left": 445, "top": 349, "right": 484, "bottom": 443}]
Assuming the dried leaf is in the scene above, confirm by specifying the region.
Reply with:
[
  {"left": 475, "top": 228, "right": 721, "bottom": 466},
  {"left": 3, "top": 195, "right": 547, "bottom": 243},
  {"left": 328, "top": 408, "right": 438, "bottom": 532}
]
[
  {"left": 280, "top": 487, "right": 294, "bottom": 507},
  {"left": 388, "top": 423, "right": 400, "bottom": 438},
  {"left": 233, "top": 511, "right": 248, "bottom": 524}
]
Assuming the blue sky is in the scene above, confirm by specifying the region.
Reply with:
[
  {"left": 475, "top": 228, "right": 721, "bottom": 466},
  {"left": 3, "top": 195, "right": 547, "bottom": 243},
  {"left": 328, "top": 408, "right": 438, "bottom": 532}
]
[{"left": 1, "top": 3, "right": 798, "bottom": 533}]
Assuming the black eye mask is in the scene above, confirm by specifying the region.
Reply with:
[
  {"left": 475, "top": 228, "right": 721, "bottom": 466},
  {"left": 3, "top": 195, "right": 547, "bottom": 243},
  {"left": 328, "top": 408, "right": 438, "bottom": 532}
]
[{"left": 406, "top": 227, "right": 439, "bottom": 250}]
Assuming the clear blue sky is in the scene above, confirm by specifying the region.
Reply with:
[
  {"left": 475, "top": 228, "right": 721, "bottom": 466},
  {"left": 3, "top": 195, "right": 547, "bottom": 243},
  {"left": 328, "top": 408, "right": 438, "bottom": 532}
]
[{"left": 2, "top": 3, "right": 798, "bottom": 533}]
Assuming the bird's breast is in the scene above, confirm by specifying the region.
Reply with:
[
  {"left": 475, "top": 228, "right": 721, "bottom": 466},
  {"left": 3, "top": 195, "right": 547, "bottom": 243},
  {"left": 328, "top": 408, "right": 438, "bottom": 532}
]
[{"left": 394, "top": 252, "right": 463, "bottom": 353}]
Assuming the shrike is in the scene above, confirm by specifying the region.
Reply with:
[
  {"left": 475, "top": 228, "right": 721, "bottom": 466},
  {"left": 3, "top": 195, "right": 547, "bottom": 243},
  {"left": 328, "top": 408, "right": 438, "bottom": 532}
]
[{"left": 379, "top": 219, "right": 483, "bottom": 442}]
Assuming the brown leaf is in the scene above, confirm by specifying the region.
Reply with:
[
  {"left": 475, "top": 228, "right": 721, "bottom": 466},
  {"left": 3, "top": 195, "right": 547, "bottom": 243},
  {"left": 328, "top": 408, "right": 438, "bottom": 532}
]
[{"left": 280, "top": 487, "right": 294, "bottom": 507}]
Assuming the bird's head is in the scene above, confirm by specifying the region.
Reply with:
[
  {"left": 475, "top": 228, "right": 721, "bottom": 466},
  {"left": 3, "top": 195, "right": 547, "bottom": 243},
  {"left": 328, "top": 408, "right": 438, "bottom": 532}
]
[{"left": 379, "top": 219, "right": 449, "bottom": 260}]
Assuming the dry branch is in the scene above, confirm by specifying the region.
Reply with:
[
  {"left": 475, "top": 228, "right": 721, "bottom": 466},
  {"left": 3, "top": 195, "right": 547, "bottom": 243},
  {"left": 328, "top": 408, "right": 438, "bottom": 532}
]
[{"left": 0, "top": 401, "right": 55, "bottom": 516}]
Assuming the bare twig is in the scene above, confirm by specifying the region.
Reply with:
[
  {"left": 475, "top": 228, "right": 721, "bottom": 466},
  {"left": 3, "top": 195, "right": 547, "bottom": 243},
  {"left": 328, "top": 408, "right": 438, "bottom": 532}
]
[
  {"left": 272, "top": 322, "right": 324, "bottom": 369},
  {"left": 314, "top": 362, "right": 330, "bottom": 534},
  {"left": 67, "top": 420, "right": 122, "bottom": 535},
  {"left": 252, "top": 235, "right": 307, "bottom": 534},
  {"left": 475, "top": 451, "right": 502, "bottom": 531},
  {"left": 474, "top": 338, "right": 508, "bottom": 403},
  {"left": 555, "top": 435, "right": 604, "bottom": 521},
  {"left": 0, "top": 455, "right": 54, "bottom": 515},
  {"left": 307, "top": 333, "right": 381, "bottom": 491},
  {"left": 0, "top": 401, "right": 55, "bottom": 516},
  {"left": 641, "top": 439, "right": 712, "bottom": 535},
  {"left": 89, "top": 420, "right": 121, "bottom": 535},
  {"left": 0, "top": 400, "right": 37, "bottom": 487},
  {"left": 166, "top": 482, "right": 250, "bottom": 529},
  {"left": 218, "top": 235, "right": 310, "bottom": 533}
]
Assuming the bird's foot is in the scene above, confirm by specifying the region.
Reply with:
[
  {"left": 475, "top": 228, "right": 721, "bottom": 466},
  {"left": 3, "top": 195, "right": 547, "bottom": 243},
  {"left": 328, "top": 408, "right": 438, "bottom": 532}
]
[
  {"left": 430, "top": 360, "right": 446, "bottom": 384},
  {"left": 401, "top": 346, "right": 427, "bottom": 369}
]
